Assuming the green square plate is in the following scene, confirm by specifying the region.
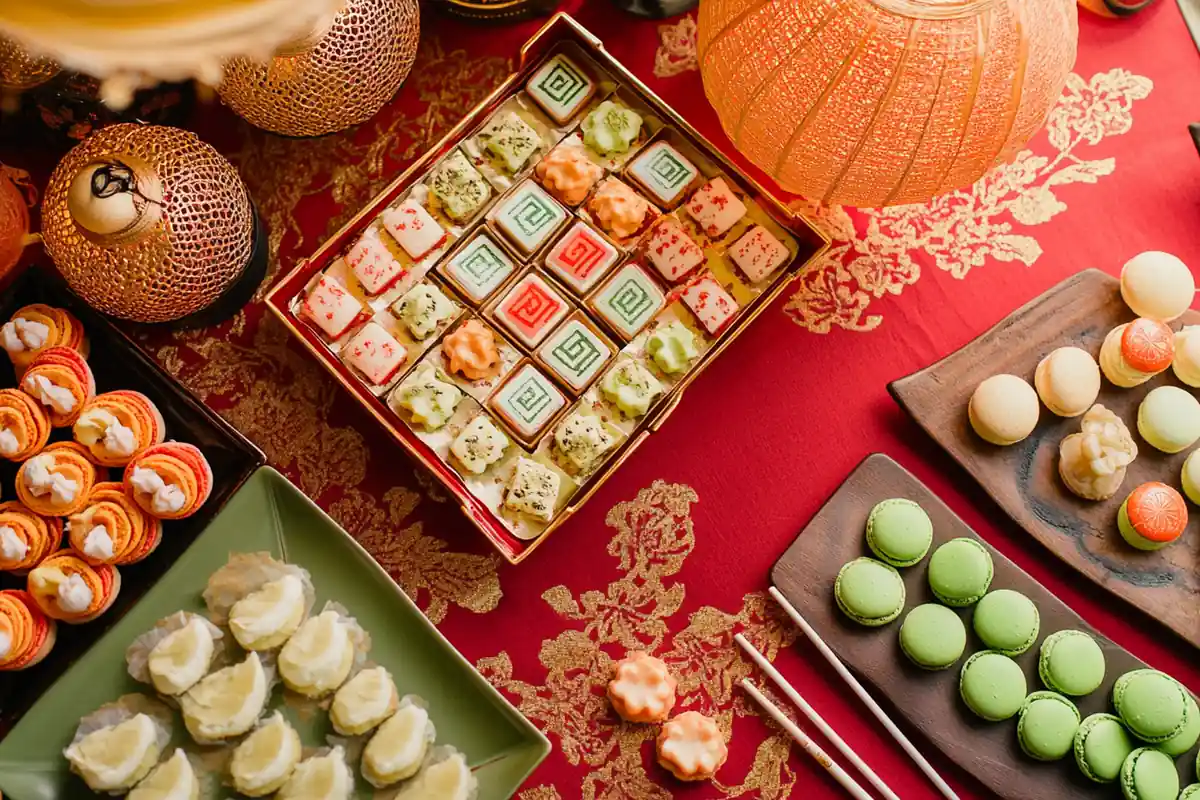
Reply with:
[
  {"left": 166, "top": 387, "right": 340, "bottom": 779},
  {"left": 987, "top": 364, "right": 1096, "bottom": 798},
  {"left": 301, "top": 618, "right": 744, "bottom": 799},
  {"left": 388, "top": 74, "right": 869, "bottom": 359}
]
[{"left": 0, "top": 467, "right": 549, "bottom": 799}]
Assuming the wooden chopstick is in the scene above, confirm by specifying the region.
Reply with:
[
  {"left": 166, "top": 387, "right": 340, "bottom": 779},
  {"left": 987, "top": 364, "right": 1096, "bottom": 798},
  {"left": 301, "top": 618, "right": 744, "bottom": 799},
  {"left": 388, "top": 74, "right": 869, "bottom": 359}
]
[
  {"left": 735, "top": 634, "right": 900, "bottom": 800},
  {"left": 769, "top": 586, "right": 960, "bottom": 800}
]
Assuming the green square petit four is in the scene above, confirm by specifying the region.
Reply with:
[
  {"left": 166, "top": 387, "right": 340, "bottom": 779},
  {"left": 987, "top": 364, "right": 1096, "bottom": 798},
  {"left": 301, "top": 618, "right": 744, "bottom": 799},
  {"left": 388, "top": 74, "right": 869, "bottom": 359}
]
[
  {"left": 525, "top": 53, "right": 596, "bottom": 125},
  {"left": 478, "top": 111, "right": 541, "bottom": 175},
  {"left": 626, "top": 141, "right": 700, "bottom": 208},
  {"left": 440, "top": 233, "right": 516, "bottom": 304},
  {"left": 492, "top": 181, "right": 568, "bottom": 256},
  {"left": 589, "top": 263, "right": 665, "bottom": 340},
  {"left": 537, "top": 316, "right": 615, "bottom": 394},
  {"left": 490, "top": 362, "right": 566, "bottom": 442},
  {"left": 428, "top": 149, "right": 492, "bottom": 222}
]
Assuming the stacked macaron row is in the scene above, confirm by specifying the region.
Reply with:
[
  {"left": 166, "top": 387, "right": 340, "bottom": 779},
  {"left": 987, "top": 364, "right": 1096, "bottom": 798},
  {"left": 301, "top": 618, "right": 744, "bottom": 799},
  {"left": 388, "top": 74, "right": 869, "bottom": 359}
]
[
  {"left": 0, "top": 304, "right": 214, "bottom": 673},
  {"left": 833, "top": 496, "right": 1200, "bottom": 797},
  {"left": 967, "top": 250, "right": 1200, "bottom": 554}
]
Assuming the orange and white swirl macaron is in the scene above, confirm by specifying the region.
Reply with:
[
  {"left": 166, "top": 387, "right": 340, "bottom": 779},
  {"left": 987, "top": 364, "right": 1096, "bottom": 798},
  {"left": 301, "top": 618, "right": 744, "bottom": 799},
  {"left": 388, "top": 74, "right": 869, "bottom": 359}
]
[
  {"left": 608, "top": 651, "right": 677, "bottom": 723},
  {"left": 1, "top": 304, "right": 87, "bottom": 372},
  {"left": 68, "top": 483, "right": 161, "bottom": 566},
  {"left": 73, "top": 391, "right": 166, "bottom": 467},
  {"left": 20, "top": 346, "right": 96, "bottom": 427},
  {"left": 1099, "top": 318, "right": 1175, "bottom": 388},
  {"left": 124, "top": 442, "right": 212, "bottom": 520},
  {"left": 0, "top": 589, "right": 56, "bottom": 670},
  {"left": 656, "top": 711, "right": 729, "bottom": 782},
  {"left": 16, "top": 442, "right": 99, "bottom": 517},
  {"left": 0, "top": 389, "right": 50, "bottom": 461},
  {"left": 28, "top": 549, "right": 120, "bottom": 623},
  {"left": 0, "top": 502, "right": 58, "bottom": 574}
]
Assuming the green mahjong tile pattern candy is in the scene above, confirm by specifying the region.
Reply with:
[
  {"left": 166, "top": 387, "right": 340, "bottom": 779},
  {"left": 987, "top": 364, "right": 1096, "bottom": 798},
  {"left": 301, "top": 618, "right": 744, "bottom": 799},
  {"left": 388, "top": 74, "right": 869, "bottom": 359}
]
[
  {"left": 526, "top": 53, "right": 596, "bottom": 124},
  {"left": 495, "top": 181, "right": 568, "bottom": 255},
  {"left": 539, "top": 318, "right": 614, "bottom": 392},
  {"left": 441, "top": 233, "right": 516, "bottom": 303},
  {"left": 591, "top": 263, "right": 665, "bottom": 340},
  {"left": 627, "top": 141, "right": 699, "bottom": 207},
  {"left": 492, "top": 363, "right": 567, "bottom": 439}
]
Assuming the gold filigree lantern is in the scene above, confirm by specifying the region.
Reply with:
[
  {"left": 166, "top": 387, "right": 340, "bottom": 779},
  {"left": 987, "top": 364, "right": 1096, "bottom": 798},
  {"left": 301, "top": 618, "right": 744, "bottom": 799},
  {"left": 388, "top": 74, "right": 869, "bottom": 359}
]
[
  {"left": 217, "top": 0, "right": 420, "bottom": 137},
  {"left": 41, "top": 123, "right": 264, "bottom": 325},
  {"left": 0, "top": 36, "right": 59, "bottom": 92}
]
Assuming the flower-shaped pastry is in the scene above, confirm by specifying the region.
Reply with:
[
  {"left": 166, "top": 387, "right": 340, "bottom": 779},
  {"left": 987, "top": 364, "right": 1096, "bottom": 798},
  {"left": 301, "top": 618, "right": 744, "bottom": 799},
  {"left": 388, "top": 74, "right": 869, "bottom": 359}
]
[
  {"left": 0, "top": 589, "right": 56, "bottom": 670},
  {"left": 74, "top": 391, "right": 165, "bottom": 467},
  {"left": 588, "top": 179, "right": 652, "bottom": 240},
  {"left": 1, "top": 304, "right": 86, "bottom": 372},
  {"left": 0, "top": 388, "right": 50, "bottom": 461},
  {"left": 608, "top": 651, "right": 677, "bottom": 723},
  {"left": 69, "top": 482, "right": 162, "bottom": 566},
  {"left": 20, "top": 346, "right": 95, "bottom": 427},
  {"left": 581, "top": 101, "right": 643, "bottom": 155},
  {"left": 16, "top": 441, "right": 98, "bottom": 516},
  {"left": 656, "top": 711, "right": 728, "bottom": 782},
  {"left": 536, "top": 144, "right": 603, "bottom": 206},
  {"left": 124, "top": 442, "right": 212, "bottom": 520},
  {"left": 28, "top": 549, "right": 120, "bottom": 623},
  {"left": 0, "top": 501, "right": 57, "bottom": 573},
  {"left": 442, "top": 320, "right": 501, "bottom": 381}
]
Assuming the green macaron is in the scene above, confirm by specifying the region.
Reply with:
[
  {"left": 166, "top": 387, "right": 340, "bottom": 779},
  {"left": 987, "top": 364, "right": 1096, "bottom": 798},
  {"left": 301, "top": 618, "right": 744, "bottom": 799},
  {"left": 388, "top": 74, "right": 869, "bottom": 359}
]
[
  {"left": 1017, "top": 691, "right": 1080, "bottom": 761},
  {"left": 972, "top": 589, "right": 1040, "bottom": 656},
  {"left": 1120, "top": 748, "right": 1179, "bottom": 800},
  {"left": 865, "top": 498, "right": 933, "bottom": 567},
  {"left": 1039, "top": 630, "right": 1105, "bottom": 696},
  {"left": 959, "top": 650, "right": 1026, "bottom": 721},
  {"left": 927, "top": 537, "right": 993, "bottom": 607},
  {"left": 1181, "top": 784, "right": 1200, "bottom": 800},
  {"left": 1156, "top": 691, "right": 1200, "bottom": 757},
  {"left": 899, "top": 603, "right": 966, "bottom": 670},
  {"left": 1113, "top": 669, "right": 1189, "bottom": 743},
  {"left": 834, "top": 557, "right": 905, "bottom": 626},
  {"left": 1075, "top": 713, "right": 1134, "bottom": 783}
]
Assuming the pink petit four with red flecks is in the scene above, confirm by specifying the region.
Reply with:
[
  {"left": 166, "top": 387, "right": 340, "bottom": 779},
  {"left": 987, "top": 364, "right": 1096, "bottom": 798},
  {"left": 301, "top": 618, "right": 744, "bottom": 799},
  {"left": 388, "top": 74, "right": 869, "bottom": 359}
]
[
  {"left": 679, "top": 272, "right": 739, "bottom": 335},
  {"left": 684, "top": 178, "right": 747, "bottom": 239},
  {"left": 301, "top": 274, "right": 370, "bottom": 340},
  {"left": 729, "top": 225, "right": 789, "bottom": 283},
  {"left": 342, "top": 321, "right": 408, "bottom": 386},
  {"left": 381, "top": 199, "right": 448, "bottom": 262},
  {"left": 644, "top": 217, "right": 704, "bottom": 283},
  {"left": 346, "top": 231, "right": 407, "bottom": 295}
]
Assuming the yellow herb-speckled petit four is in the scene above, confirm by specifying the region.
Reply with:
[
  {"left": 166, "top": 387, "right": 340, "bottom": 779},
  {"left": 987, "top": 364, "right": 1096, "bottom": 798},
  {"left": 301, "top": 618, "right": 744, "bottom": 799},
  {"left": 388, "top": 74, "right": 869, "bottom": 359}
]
[
  {"left": 478, "top": 111, "right": 540, "bottom": 175},
  {"left": 504, "top": 457, "right": 560, "bottom": 522},
  {"left": 600, "top": 361, "right": 663, "bottom": 418},
  {"left": 451, "top": 415, "right": 508, "bottom": 475},
  {"left": 554, "top": 412, "right": 614, "bottom": 472},
  {"left": 646, "top": 321, "right": 699, "bottom": 375},
  {"left": 428, "top": 149, "right": 492, "bottom": 222},
  {"left": 393, "top": 283, "right": 458, "bottom": 341},
  {"left": 582, "top": 101, "right": 643, "bottom": 155},
  {"left": 392, "top": 364, "right": 464, "bottom": 430}
]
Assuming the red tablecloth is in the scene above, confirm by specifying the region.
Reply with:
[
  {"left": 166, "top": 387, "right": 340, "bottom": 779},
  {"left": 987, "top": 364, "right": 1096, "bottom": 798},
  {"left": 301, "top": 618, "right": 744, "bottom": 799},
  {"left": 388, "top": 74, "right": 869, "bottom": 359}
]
[{"left": 7, "top": 1, "right": 1200, "bottom": 795}]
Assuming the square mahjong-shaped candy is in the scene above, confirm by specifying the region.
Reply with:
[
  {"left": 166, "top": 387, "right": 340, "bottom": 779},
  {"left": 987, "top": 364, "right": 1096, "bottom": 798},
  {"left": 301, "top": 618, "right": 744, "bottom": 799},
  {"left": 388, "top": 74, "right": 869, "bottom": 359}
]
[
  {"left": 681, "top": 271, "right": 739, "bottom": 335},
  {"left": 478, "top": 111, "right": 541, "bottom": 175},
  {"left": 536, "top": 314, "right": 615, "bottom": 393},
  {"left": 643, "top": 216, "right": 704, "bottom": 283},
  {"left": 683, "top": 177, "right": 747, "bottom": 239},
  {"left": 544, "top": 222, "right": 619, "bottom": 295},
  {"left": 346, "top": 230, "right": 407, "bottom": 295},
  {"left": 382, "top": 198, "right": 448, "bottom": 261},
  {"left": 525, "top": 53, "right": 596, "bottom": 125},
  {"left": 626, "top": 141, "right": 700, "bottom": 209},
  {"left": 492, "top": 272, "right": 572, "bottom": 348},
  {"left": 342, "top": 321, "right": 408, "bottom": 386},
  {"left": 428, "top": 149, "right": 492, "bottom": 222},
  {"left": 301, "top": 273, "right": 369, "bottom": 340},
  {"left": 439, "top": 232, "right": 517, "bottom": 304},
  {"left": 490, "top": 362, "right": 567, "bottom": 442},
  {"left": 729, "top": 224, "right": 790, "bottom": 283},
  {"left": 492, "top": 181, "right": 568, "bottom": 256},
  {"left": 589, "top": 263, "right": 665, "bottom": 340}
]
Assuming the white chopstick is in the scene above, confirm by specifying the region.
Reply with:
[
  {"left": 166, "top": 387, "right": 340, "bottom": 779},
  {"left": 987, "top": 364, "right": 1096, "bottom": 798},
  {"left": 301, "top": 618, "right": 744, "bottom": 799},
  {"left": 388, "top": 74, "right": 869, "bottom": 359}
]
[
  {"left": 769, "top": 586, "right": 960, "bottom": 800},
  {"left": 742, "top": 679, "right": 875, "bottom": 800},
  {"left": 735, "top": 634, "right": 900, "bottom": 800}
]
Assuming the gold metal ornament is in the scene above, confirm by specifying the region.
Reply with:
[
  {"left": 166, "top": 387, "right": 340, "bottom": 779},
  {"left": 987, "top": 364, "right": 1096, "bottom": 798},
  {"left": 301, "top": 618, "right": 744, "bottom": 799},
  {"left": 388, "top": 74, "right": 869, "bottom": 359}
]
[
  {"left": 0, "top": 35, "right": 58, "bottom": 91},
  {"left": 217, "top": 0, "right": 420, "bottom": 137},
  {"left": 41, "top": 124, "right": 254, "bottom": 323}
]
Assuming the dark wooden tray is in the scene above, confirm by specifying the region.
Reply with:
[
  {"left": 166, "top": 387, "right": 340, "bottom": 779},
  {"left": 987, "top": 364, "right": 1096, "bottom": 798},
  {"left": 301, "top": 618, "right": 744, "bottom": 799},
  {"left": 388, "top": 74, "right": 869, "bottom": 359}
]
[
  {"left": 0, "top": 268, "right": 265, "bottom": 738},
  {"left": 771, "top": 453, "right": 1197, "bottom": 799},
  {"left": 889, "top": 268, "right": 1200, "bottom": 650}
]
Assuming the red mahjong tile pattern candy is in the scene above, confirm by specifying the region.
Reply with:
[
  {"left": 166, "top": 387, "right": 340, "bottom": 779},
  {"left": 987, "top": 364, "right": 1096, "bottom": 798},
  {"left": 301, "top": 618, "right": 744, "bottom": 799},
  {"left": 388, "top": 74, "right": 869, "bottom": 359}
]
[
  {"left": 494, "top": 273, "right": 571, "bottom": 347},
  {"left": 545, "top": 222, "right": 618, "bottom": 294}
]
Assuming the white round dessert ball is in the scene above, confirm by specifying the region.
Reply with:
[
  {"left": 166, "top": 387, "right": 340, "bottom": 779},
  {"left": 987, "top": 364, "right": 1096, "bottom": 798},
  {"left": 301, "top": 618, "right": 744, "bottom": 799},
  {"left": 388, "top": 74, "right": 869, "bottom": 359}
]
[{"left": 1120, "top": 251, "right": 1195, "bottom": 322}]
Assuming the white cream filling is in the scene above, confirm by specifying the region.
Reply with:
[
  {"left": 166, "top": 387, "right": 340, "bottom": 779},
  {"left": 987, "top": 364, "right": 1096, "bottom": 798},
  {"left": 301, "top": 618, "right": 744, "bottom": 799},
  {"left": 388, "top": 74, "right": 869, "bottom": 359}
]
[
  {"left": 151, "top": 485, "right": 186, "bottom": 515},
  {"left": 131, "top": 466, "right": 165, "bottom": 494},
  {"left": 76, "top": 409, "right": 137, "bottom": 456},
  {"left": 230, "top": 574, "right": 304, "bottom": 641},
  {"left": 0, "top": 429, "right": 19, "bottom": 457},
  {"left": 24, "top": 454, "right": 78, "bottom": 503},
  {"left": 24, "top": 374, "right": 77, "bottom": 415},
  {"left": 0, "top": 526, "right": 27, "bottom": 561},
  {"left": 58, "top": 573, "right": 94, "bottom": 613},
  {"left": 1, "top": 318, "right": 48, "bottom": 354},
  {"left": 83, "top": 525, "right": 114, "bottom": 561}
]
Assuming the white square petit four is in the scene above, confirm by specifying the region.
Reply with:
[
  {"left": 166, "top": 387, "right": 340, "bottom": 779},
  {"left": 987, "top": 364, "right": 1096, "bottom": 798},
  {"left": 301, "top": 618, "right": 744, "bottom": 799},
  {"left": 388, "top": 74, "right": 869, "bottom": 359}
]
[
  {"left": 554, "top": 411, "right": 615, "bottom": 472},
  {"left": 599, "top": 359, "right": 664, "bottom": 419},
  {"left": 478, "top": 111, "right": 541, "bottom": 175},
  {"left": 492, "top": 272, "right": 572, "bottom": 349},
  {"left": 544, "top": 222, "right": 619, "bottom": 295},
  {"left": 440, "top": 233, "right": 517, "bottom": 305},
  {"left": 342, "top": 321, "right": 408, "bottom": 386},
  {"left": 346, "top": 230, "right": 407, "bottom": 296},
  {"left": 729, "top": 224, "right": 790, "bottom": 283},
  {"left": 392, "top": 282, "right": 459, "bottom": 340},
  {"left": 382, "top": 199, "right": 447, "bottom": 262},
  {"left": 525, "top": 53, "right": 596, "bottom": 125},
  {"left": 301, "top": 274, "right": 369, "bottom": 340},
  {"left": 428, "top": 149, "right": 492, "bottom": 222},
  {"left": 490, "top": 363, "right": 566, "bottom": 442},
  {"left": 504, "top": 457, "right": 561, "bottom": 521},
  {"left": 643, "top": 217, "right": 704, "bottom": 283},
  {"left": 537, "top": 316, "right": 615, "bottom": 393},
  {"left": 680, "top": 272, "right": 739, "bottom": 335},
  {"left": 450, "top": 415, "right": 509, "bottom": 475},
  {"left": 626, "top": 141, "right": 700, "bottom": 208},
  {"left": 492, "top": 181, "right": 568, "bottom": 256},
  {"left": 684, "top": 177, "right": 747, "bottom": 238},
  {"left": 589, "top": 263, "right": 665, "bottom": 341}
]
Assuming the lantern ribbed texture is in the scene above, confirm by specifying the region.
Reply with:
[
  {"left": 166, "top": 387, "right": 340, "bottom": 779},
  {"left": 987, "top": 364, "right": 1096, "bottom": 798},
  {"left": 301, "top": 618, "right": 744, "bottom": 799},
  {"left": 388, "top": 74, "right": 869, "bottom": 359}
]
[
  {"left": 0, "top": 170, "right": 30, "bottom": 276},
  {"left": 698, "top": 0, "right": 1078, "bottom": 207}
]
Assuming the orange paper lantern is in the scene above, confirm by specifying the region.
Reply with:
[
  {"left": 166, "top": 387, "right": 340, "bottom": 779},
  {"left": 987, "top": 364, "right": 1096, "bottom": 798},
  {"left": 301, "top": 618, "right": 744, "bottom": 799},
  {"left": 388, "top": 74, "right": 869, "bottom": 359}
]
[{"left": 698, "top": 0, "right": 1078, "bottom": 207}]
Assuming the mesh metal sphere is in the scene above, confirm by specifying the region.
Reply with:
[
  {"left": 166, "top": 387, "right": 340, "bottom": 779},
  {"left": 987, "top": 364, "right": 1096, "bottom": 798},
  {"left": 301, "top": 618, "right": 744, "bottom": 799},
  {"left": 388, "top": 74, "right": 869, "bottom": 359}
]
[
  {"left": 217, "top": 0, "right": 420, "bottom": 137},
  {"left": 0, "top": 36, "right": 59, "bottom": 90},
  {"left": 41, "top": 123, "right": 253, "bottom": 323}
]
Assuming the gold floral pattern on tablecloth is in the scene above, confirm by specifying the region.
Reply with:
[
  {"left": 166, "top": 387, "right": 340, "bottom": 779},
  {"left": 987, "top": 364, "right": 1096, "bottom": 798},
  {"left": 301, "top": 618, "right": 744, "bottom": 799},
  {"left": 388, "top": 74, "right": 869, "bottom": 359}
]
[
  {"left": 653, "top": 14, "right": 698, "bottom": 78},
  {"left": 478, "top": 481, "right": 802, "bottom": 797}
]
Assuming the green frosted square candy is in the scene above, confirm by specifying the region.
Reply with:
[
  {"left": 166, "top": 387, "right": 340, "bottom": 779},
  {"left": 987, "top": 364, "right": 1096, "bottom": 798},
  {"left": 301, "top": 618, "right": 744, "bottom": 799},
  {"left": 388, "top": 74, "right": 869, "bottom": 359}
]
[
  {"left": 441, "top": 233, "right": 516, "bottom": 304},
  {"left": 493, "top": 181, "right": 568, "bottom": 256},
  {"left": 538, "top": 317, "right": 614, "bottom": 393},
  {"left": 428, "top": 149, "right": 492, "bottom": 221},
  {"left": 479, "top": 111, "right": 540, "bottom": 175},
  {"left": 525, "top": 54, "right": 596, "bottom": 125},
  {"left": 491, "top": 363, "right": 566, "bottom": 441},
  {"left": 626, "top": 141, "right": 700, "bottom": 208},
  {"left": 590, "top": 263, "right": 665, "bottom": 340}
]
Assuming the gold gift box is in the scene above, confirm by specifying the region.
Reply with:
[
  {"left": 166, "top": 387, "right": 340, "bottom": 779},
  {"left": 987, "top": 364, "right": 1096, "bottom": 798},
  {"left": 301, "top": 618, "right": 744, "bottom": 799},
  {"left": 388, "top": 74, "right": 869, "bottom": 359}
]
[{"left": 267, "top": 13, "right": 830, "bottom": 564}]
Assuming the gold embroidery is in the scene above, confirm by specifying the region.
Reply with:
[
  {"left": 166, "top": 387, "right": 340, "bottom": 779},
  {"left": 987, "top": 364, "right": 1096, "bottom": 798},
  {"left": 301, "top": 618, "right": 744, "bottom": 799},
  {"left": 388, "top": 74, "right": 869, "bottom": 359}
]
[
  {"left": 785, "top": 68, "right": 1153, "bottom": 334},
  {"left": 653, "top": 15, "right": 698, "bottom": 79},
  {"left": 518, "top": 787, "right": 564, "bottom": 800}
]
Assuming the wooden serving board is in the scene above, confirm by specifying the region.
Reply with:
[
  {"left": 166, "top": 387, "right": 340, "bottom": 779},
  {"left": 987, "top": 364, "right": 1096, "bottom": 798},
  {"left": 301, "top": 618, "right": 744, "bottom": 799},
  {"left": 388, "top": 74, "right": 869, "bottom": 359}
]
[
  {"left": 771, "top": 454, "right": 1198, "bottom": 799},
  {"left": 889, "top": 268, "right": 1200, "bottom": 650}
]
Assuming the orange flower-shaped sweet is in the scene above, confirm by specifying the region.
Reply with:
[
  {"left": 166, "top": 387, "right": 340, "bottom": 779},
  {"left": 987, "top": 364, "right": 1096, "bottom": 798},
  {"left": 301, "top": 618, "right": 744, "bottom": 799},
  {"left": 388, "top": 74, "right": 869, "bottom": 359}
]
[
  {"left": 1127, "top": 481, "right": 1187, "bottom": 543},
  {"left": 0, "top": 589, "right": 56, "bottom": 670},
  {"left": 28, "top": 549, "right": 120, "bottom": 623},
  {"left": 20, "top": 346, "right": 95, "bottom": 427},
  {"left": 656, "top": 710, "right": 728, "bottom": 781},
  {"left": 588, "top": 178, "right": 653, "bottom": 240},
  {"left": 0, "top": 388, "right": 51, "bottom": 461},
  {"left": 1, "top": 304, "right": 87, "bottom": 372},
  {"left": 124, "top": 442, "right": 212, "bottom": 520},
  {"left": 16, "top": 441, "right": 98, "bottom": 516},
  {"left": 607, "top": 651, "right": 677, "bottom": 723},
  {"left": 0, "top": 501, "right": 57, "bottom": 573},
  {"left": 442, "top": 319, "right": 501, "bottom": 381},
  {"left": 536, "top": 145, "right": 603, "bottom": 206},
  {"left": 1121, "top": 318, "right": 1175, "bottom": 373},
  {"left": 73, "top": 390, "right": 166, "bottom": 467}
]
